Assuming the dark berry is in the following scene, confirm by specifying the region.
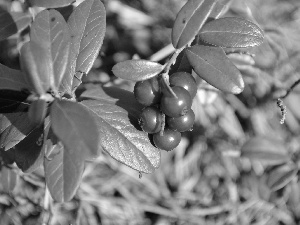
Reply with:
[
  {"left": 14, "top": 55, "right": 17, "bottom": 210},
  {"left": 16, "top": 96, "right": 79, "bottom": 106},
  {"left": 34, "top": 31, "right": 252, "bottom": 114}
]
[
  {"left": 160, "top": 86, "right": 192, "bottom": 118},
  {"left": 166, "top": 109, "right": 195, "bottom": 132},
  {"left": 139, "top": 106, "right": 163, "bottom": 133},
  {"left": 134, "top": 77, "right": 161, "bottom": 106},
  {"left": 169, "top": 72, "right": 197, "bottom": 98},
  {"left": 153, "top": 128, "right": 181, "bottom": 151}
]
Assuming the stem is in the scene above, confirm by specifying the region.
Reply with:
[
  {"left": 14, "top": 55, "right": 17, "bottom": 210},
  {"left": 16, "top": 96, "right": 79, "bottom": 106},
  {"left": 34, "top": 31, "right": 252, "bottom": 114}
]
[{"left": 279, "top": 78, "right": 300, "bottom": 99}]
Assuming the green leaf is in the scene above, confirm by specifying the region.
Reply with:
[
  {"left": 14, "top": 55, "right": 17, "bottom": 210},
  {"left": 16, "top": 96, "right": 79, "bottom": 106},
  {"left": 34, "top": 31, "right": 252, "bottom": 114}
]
[
  {"left": 0, "top": 7, "right": 31, "bottom": 41},
  {"left": 0, "top": 109, "right": 36, "bottom": 151},
  {"left": 0, "top": 63, "right": 30, "bottom": 91},
  {"left": 20, "top": 41, "right": 51, "bottom": 95},
  {"left": 50, "top": 99, "right": 99, "bottom": 159},
  {"left": 267, "top": 163, "right": 298, "bottom": 192},
  {"left": 0, "top": 167, "right": 17, "bottom": 193},
  {"left": 30, "top": 9, "right": 71, "bottom": 91},
  {"left": 186, "top": 45, "right": 244, "bottom": 94},
  {"left": 241, "top": 136, "right": 290, "bottom": 166},
  {"left": 81, "top": 86, "right": 160, "bottom": 173},
  {"left": 0, "top": 90, "right": 29, "bottom": 113},
  {"left": 172, "top": 0, "right": 218, "bottom": 49},
  {"left": 12, "top": 124, "right": 45, "bottom": 173},
  {"left": 28, "top": 0, "right": 75, "bottom": 8},
  {"left": 199, "top": 17, "right": 264, "bottom": 48},
  {"left": 209, "top": 0, "right": 232, "bottom": 19},
  {"left": 44, "top": 136, "right": 84, "bottom": 202},
  {"left": 112, "top": 60, "right": 164, "bottom": 81},
  {"left": 63, "top": 0, "right": 106, "bottom": 93}
]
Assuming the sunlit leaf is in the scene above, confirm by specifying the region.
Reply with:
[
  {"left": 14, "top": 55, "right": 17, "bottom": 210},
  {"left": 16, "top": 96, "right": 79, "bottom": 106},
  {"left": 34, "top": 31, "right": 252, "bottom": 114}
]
[
  {"left": 112, "top": 60, "right": 164, "bottom": 81},
  {"left": 30, "top": 9, "right": 71, "bottom": 91},
  {"left": 209, "top": 0, "right": 232, "bottom": 19},
  {"left": 241, "top": 136, "right": 290, "bottom": 166},
  {"left": 50, "top": 99, "right": 99, "bottom": 159},
  {"left": 0, "top": 63, "right": 30, "bottom": 91},
  {"left": 199, "top": 17, "right": 264, "bottom": 48},
  {"left": 63, "top": 0, "right": 106, "bottom": 93},
  {"left": 81, "top": 86, "right": 160, "bottom": 173},
  {"left": 267, "top": 163, "right": 298, "bottom": 191},
  {"left": 172, "top": 0, "right": 218, "bottom": 49},
  {"left": 0, "top": 7, "right": 31, "bottom": 41},
  {"left": 186, "top": 45, "right": 244, "bottom": 94},
  {"left": 28, "top": 0, "right": 75, "bottom": 8}
]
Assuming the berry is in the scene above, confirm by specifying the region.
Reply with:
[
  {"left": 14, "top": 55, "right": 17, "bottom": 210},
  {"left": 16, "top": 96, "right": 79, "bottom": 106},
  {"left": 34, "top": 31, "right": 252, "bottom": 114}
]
[
  {"left": 160, "top": 86, "right": 192, "bottom": 118},
  {"left": 169, "top": 72, "right": 197, "bottom": 98},
  {"left": 153, "top": 128, "right": 181, "bottom": 151},
  {"left": 139, "top": 106, "right": 163, "bottom": 133},
  {"left": 166, "top": 109, "right": 195, "bottom": 132},
  {"left": 134, "top": 77, "right": 161, "bottom": 106}
]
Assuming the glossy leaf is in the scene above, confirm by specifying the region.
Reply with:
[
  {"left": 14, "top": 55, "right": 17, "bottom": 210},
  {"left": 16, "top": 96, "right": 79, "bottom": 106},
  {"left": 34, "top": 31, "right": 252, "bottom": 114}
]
[
  {"left": 0, "top": 167, "right": 17, "bottom": 193},
  {"left": 267, "top": 163, "right": 298, "bottom": 191},
  {"left": 50, "top": 99, "right": 99, "bottom": 159},
  {"left": 186, "top": 45, "right": 244, "bottom": 94},
  {"left": 199, "top": 17, "right": 264, "bottom": 48},
  {"left": 112, "top": 60, "right": 164, "bottom": 81},
  {"left": 20, "top": 42, "right": 51, "bottom": 95},
  {"left": 0, "top": 63, "right": 30, "bottom": 91},
  {"left": 0, "top": 90, "right": 29, "bottom": 113},
  {"left": 13, "top": 124, "right": 45, "bottom": 173},
  {"left": 81, "top": 86, "right": 160, "bottom": 173},
  {"left": 30, "top": 9, "right": 71, "bottom": 91},
  {"left": 44, "top": 137, "right": 84, "bottom": 202},
  {"left": 209, "top": 0, "right": 232, "bottom": 19},
  {"left": 0, "top": 7, "right": 31, "bottom": 41},
  {"left": 64, "top": 0, "right": 106, "bottom": 93},
  {"left": 28, "top": 0, "right": 75, "bottom": 8},
  {"left": 172, "top": 0, "right": 218, "bottom": 49},
  {"left": 241, "top": 136, "right": 290, "bottom": 166},
  {"left": 0, "top": 109, "right": 36, "bottom": 151}
]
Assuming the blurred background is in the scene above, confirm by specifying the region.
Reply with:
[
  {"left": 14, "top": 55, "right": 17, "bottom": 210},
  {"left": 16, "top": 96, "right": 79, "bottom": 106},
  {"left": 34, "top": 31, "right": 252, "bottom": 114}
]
[{"left": 1, "top": 0, "right": 300, "bottom": 224}]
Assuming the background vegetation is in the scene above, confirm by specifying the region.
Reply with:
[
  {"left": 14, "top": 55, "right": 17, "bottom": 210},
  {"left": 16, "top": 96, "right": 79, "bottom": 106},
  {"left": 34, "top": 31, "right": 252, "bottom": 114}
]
[{"left": 1, "top": 0, "right": 300, "bottom": 224}]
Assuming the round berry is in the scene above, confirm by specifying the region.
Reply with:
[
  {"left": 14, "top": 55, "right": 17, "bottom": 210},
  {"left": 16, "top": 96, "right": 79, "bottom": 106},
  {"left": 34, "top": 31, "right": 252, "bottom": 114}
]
[
  {"left": 139, "top": 106, "right": 163, "bottom": 133},
  {"left": 166, "top": 109, "right": 195, "bottom": 132},
  {"left": 153, "top": 128, "right": 181, "bottom": 151},
  {"left": 134, "top": 77, "right": 161, "bottom": 106},
  {"left": 169, "top": 72, "right": 197, "bottom": 99},
  {"left": 160, "top": 86, "right": 192, "bottom": 118}
]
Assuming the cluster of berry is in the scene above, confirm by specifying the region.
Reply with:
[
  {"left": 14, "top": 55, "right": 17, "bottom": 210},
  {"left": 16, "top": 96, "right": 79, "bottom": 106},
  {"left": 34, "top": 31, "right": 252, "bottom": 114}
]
[{"left": 134, "top": 72, "right": 197, "bottom": 151}]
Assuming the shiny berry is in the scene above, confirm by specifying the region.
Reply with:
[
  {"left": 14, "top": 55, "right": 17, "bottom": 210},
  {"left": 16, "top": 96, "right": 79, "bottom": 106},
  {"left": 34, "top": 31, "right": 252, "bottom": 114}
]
[
  {"left": 139, "top": 106, "right": 163, "bottom": 133},
  {"left": 160, "top": 86, "right": 192, "bottom": 118},
  {"left": 134, "top": 77, "right": 161, "bottom": 106},
  {"left": 153, "top": 128, "right": 181, "bottom": 151},
  {"left": 169, "top": 72, "right": 197, "bottom": 99},
  {"left": 166, "top": 109, "right": 195, "bottom": 132}
]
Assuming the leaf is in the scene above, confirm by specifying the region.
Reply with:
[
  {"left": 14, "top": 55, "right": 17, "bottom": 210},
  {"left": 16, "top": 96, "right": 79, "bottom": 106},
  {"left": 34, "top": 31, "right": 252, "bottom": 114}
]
[
  {"left": 209, "top": 0, "right": 232, "bottom": 19},
  {"left": 0, "top": 167, "right": 17, "bottom": 193},
  {"left": 20, "top": 41, "right": 51, "bottom": 95},
  {"left": 0, "top": 90, "right": 29, "bottom": 113},
  {"left": 186, "top": 45, "right": 244, "bottom": 94},
  {"left": 50, "top": 99, "right": 99, "bottom": 159},
  {"left": 81, "top": 86, "right": 160, "bottom": 173},
  {"left": 0, "top": 63, "right": 30, "bottom": 91},
  {"left": 112, "top": 60, "right": 164, "bottom": 81},
  {"left": 172, "top": 0, "right": 218, "bottom": 49},
  {"left": 0, "top": 7, "right": 31, "bottom": 41},
  {"left": 0, "top": 109, "right": 36, "bottom": 151},
  {"left": 199, "top": 17, "right": 264, "bottom": 48},
  {"left": 30, "top": 9, "right": 71, "bottom": 91},
  {"left": 64, "top": 0, "right": 106, "bottom": 93},
  {"left": 241, "top": 136, "right": 290, "bottom": 166},
  {"left": 267, "top": 163, "right": 298, "bottom": 192},
  {"left": 12, "top": 124, "right": 45, "bottom": 173},
  {"left": 169, "top": 49, "right": 192, "bottom": 74},
  {"left": 28, "top": 0, "right": 75, "bottom": 8},
  {"left": 44, "top": 137, "right": 84, "bottom": 202}
]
